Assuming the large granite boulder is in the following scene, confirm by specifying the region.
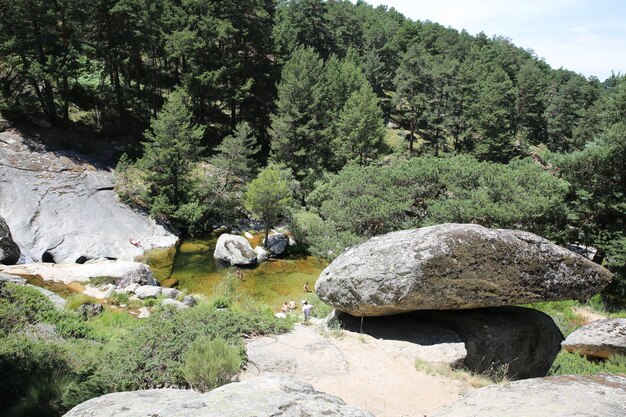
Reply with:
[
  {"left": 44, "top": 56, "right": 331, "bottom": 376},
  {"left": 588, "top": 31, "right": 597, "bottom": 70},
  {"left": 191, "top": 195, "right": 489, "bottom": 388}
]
[
  {"left": 432, "top": 374, "right": 626, "bottom": 417},
  {"left": 316, "top": 224, "right": 612, "bottom": 316},
  {"left": 562, "top": 318, "right": 626, "bottom": 359},
  {"left": 0, "top": 215, "right": 20, "bottom": 265},
  {"left": 418, "top": 306, "right": 563, "bottom": 380},
  {"left": 0, "top": 130, "right": 178, "bottom": 263},
  {"left": 213, "top": 234, "right": 257, "bottom": 266},
  {"left": 265, "top": 233, "right": 289, "bottom": 256},
  {"left": 63, "top": 376, "right": 374, "bottom": 417},
  {"left": 0, "top": 260, "right": 157, "bottom": 286}
]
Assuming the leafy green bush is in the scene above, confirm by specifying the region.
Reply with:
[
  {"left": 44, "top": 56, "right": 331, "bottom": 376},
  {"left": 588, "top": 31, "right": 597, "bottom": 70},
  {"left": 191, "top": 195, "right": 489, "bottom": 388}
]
[
  {"left": 549, "top": 351, "right": 626, "bottom": 375},
  {"left": 0, "top": 283, "right": 57, "bottom": 334},
  {"left": 109, "top": 292, "right": 129, "bottom": 306},
  {"left": 100, "top": 303, "right": 291, "bottom": 391},
  {"left": 182, "top": 336, "right": 243, "bottom": 392},
  {"left": 211, "top": 296, "right": 232, "bottom": 309}
]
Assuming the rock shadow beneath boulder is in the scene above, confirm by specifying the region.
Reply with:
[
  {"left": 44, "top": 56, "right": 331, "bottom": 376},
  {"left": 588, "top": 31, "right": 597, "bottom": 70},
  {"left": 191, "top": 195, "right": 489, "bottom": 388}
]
[{"left": 334, "top": 306, "right": 563, "bottom": 380}]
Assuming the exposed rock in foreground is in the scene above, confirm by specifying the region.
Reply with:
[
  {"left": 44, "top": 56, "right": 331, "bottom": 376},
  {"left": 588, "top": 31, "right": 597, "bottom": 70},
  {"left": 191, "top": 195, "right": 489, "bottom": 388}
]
[
  {"left": 63, "top": 376, "right": 374, "bottom": 417},
  {"left": 562, "top": 318, "right": 626, "bottom": 359},
  {"left": 316, "top": 224, "right": 612, "bottom": 316},
  {"left": 0, "top": 129, "right": 178, "bottom": 263},
  {"left": 0, "top": 260, "right": 157, "bottom": 286},
  {"left": 432, "top": 374, "right": 626, "bottom": 417},
  {"left": 0, "top": 215, "right": 20, "bottom": 265},
  {"left": 213, "top": 233, "right": 257, "bottom": 266}
]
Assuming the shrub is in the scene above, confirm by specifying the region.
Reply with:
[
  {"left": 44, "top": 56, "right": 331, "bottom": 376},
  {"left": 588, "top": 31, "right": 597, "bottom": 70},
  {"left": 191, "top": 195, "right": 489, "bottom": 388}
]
[
  {"left": 549, "top": 351, "right": 626, "bottom": 375},
  {"left": 0, "top": 283, "right": 56, "bottom": 334},
  {"left": 109, "top": 292, "right": 129, "bottom": 306},
  {"left": 182, "top": 336, "right": 243, "bottom": 392},
  {"left": 211, "top": 296, "right": 232, "bottom": 309},
  {"left": 65, "top": 294, "right": 98, "bottom": 311}
]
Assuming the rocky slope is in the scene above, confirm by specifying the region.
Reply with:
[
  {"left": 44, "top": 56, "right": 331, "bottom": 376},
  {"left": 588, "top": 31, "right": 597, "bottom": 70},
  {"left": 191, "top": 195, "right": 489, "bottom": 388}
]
[
  {"left": 63, "top": 376, "right": 374, "bottom": 417},
  {"left": 0, "top": 129, "right": 177, "bottom": 263}
]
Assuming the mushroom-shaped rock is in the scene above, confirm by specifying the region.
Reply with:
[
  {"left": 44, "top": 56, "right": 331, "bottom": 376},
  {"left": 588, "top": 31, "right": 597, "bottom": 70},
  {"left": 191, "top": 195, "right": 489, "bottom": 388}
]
[
  {"left": 0, "top": 215, "right": 20, "bottom": 265},
  {"left": 316, "top": 224, "right": 613, "bottom": 316},
  {"left": 63, "top": 376, "right": 374, "bottom": 417},
  {"left": 432, "top": 374, "right": 626, "bottom": 417},
  {"left": 562, "top": 318, "right": 626, "bottom": 359},
  {"left": 213, "top": 234, "right": 257, "bottom": 266}
]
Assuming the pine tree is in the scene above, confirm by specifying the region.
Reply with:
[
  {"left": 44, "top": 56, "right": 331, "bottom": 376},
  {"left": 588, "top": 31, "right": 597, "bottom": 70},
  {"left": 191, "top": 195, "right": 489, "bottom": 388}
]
[
  {"left": 140, "top": 90, "right": 205, "bottom": 217},
  {"left": 211, "top": 122, "right": 260, "bottom": 189},
  {"left": 334, "top": 83, "right": 386, "bottom": 166},
  {"left": 270, "top": 47, "right": 325, "bottom": 190}
]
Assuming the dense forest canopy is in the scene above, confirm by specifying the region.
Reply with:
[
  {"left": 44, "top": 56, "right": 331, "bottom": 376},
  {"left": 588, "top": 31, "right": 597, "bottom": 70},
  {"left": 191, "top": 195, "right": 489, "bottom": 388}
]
[{"left": 1, "top": 0, "right": 625, "bottom": 306}]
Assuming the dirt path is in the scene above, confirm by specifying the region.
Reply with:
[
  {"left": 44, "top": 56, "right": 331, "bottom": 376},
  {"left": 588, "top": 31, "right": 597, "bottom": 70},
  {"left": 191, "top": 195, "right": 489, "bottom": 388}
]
[
  {"left": 572, "top": 306, "right": 607, "bottom": 324},
  {"left": 242, "top": 323, "right": 471, "bottom": 417}
]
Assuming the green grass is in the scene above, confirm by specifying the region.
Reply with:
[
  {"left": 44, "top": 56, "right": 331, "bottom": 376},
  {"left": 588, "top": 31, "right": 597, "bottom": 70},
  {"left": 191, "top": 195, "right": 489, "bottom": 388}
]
[
  {"left": 414, "top": 358, "right": 496, "bottom": 388},
  {"left": 86, "top": 310, "right": 140, "bottom": 341},
  {"left": 549, "top": 351, "right": 626, "bottom": 376},
  {"left": 65, "top": 294, "right": 98, "bottom": 311}
]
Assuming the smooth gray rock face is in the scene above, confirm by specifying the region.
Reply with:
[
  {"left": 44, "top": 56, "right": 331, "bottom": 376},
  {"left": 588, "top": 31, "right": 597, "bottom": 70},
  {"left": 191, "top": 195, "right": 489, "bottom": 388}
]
[
  {"left": 134, "top": 285, "right": 162, "bottom": 299},
  {"left": 213, "top": 234, "right": 257, "bottom": 266},
  {"left": 0, "top": 215, "right": 20, "bottom": 265},
  {"left": 76, "top": 303, "right": 104, "bottom": 318},
  {"left": 266, "top": 233, "right": 289, "bottom": 256},
  {"left": 182, "top": 295, "right": 197, "bottom": 307},
  {"left": 161, "top": 287, "right": 181, "bottom": 299},
  {"left": 254, "top": 245, "right": 269, "bottom": 263},
  {"left": 562, "top": 318, "right": 626, "bottom": 359},
  {"left": 316, "top": 224, "right": 613, "bottom": 316},
  {"left": 0, "top": 260, "right": 156, "bottom": 286},
  {"left": 416, "top": 306, "right": 563, "bottom": 380},
  {"left": 63, "top": 376, "right": 375, "bottom": 417},
  {"left": 432, "top": 374, "right": 626, "bottom": 417},
  {"left": 0, "top": 130, "right": 178, "bottom": 263}
]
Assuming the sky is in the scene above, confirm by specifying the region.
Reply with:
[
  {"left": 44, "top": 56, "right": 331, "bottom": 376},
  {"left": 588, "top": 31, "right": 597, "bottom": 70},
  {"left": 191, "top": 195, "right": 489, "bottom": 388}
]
[{"left": 362, "top": 0, "right": 626, "bottom": 81}]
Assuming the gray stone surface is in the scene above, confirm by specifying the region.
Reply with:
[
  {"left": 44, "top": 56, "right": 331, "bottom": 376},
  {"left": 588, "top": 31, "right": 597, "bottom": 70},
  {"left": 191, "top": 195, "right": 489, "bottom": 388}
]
[
  {"left": 254, "top": 245, "right": 269, "bottom": 263},
  {"left": 0, "top": 215, "right": 20, "bottom": 265},
  {"left": 0, "top": 130, "right": 178, "bottom": 263},
  {"left": 432, "top": 374, "right": 626, "bottom": 417},
  {"left": 161, "top": 287, "right": 181, "bottom": 299},
  {"left": 213, "top": 234, "right": 257, "bottom": 266},
  {"left": 266, "top": 233, "right": 289, "bottom": 256},
  {"left": 316, "top": 223, "right": 612, "bottom": 316},
  {"left": 562, "top": 318, "right": 626, "bottom": 359},
  {"left": 63, "top": 376, "right": 374, "bottom": 417},
  {"left": 0, "top": 260, "right": 156, "bottom": 286},
  {"left": 416, "top": 306, "right": 563, "bottom": 380},
  {"left": 135, "top": 285, "right": 162, "bottom": 299},
  {"left": 182, "top": 295, "right": 197, "bottom": 307}
]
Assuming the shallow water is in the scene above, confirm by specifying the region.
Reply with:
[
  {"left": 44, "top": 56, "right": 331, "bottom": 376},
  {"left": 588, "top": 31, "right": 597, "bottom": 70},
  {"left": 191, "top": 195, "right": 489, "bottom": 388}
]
[{"left": 145, "top": 233, "right": 327, "bottom": 310}]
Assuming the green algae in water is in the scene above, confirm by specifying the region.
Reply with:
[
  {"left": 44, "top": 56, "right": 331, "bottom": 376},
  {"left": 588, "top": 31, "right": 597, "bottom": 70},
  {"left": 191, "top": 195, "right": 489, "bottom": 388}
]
[{"left": 145, "top": 233, "right": 327, "bottom": 310}]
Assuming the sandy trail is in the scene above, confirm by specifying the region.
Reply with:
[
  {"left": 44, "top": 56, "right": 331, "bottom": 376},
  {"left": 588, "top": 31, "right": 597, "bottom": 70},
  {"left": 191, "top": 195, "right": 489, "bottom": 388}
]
[
  {"left": 242, "top": 324, "right": 470, "bottom": 417},
  {"left": 572, "top": 306, "right": 607, "bottom": 324}
]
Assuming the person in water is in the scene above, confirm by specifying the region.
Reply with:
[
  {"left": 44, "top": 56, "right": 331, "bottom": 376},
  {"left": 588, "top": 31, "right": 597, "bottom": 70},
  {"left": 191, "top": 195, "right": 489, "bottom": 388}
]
[{"left": 303, "top": 281, "right": 311, "bottom": 292}]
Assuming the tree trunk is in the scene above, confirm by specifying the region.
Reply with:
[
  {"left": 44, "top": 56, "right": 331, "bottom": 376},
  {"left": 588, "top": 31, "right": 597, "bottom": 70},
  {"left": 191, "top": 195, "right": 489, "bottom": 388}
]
[
  {"left": 264, "top": 226, "right": 269, "bottom": 249},
  {"left": 592, "top": 247, "right": 605, "bottom": 265},
  {"left": 409, "top": 118, "right": 414, "bottom": 157}
]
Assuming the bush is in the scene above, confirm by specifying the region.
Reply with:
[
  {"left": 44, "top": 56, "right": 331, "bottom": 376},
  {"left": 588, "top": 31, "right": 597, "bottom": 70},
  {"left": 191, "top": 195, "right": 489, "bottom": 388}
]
[
  {"left": 211, "top": 296, "right": 232, "bottom": 309},
  {"left": 109, "top": 292, "right": 129, "bottom": 306},
  {"left": 65, "top": 294, "right": 98, "bottom": 311},
  {"left": 549, "top": 351, "right": 626, "bottom": 375},
  {"left": 182, "top": 336, "right": 243, "bottom": 392},
  {"left": 0, "top": 283, "right": 56, "bottom": 334}
]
